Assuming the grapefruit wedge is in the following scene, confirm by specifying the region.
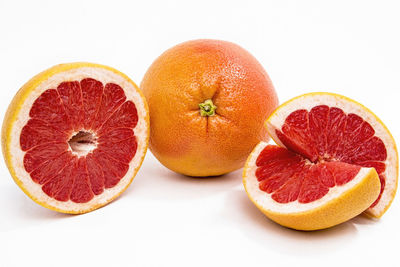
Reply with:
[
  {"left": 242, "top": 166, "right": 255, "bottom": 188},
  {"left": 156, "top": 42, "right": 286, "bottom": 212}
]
[
  {"left": 243, "top": 92, "right": 398, "bottom": 230},
  {"left": 2, "top": 63, "right": 149, "bottom": 214}
]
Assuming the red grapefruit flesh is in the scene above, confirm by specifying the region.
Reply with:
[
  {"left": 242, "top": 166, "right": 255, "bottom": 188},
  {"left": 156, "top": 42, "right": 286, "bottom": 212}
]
[
  {"left": 255, "top": 145, "right": 362, "bottom": 204},
  {"left": 21, "top": 79, "right": 138, "bottom": 203},
  {"left": 259, "top": 105, "right": 387, "bottom": 206}
]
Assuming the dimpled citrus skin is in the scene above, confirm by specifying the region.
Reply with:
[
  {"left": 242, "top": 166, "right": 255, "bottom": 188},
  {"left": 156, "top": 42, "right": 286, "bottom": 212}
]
[{"left": 141, "top": 39, "right": 278, "bottom": 176}]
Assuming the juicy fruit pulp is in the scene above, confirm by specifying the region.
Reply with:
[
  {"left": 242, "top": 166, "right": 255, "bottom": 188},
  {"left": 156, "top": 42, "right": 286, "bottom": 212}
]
[
  {"left": 20, "top": 78, "right": 138, "bottom": 203},
  {"left": 262, "top": 105, "right": 386, "bottom": 206}
]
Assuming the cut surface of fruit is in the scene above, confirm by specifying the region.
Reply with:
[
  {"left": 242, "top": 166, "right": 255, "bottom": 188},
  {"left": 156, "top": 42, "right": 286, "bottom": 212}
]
[
  {"left": 2, "top": 63, "right": 149, "bottom": 214},
  {"left": 244, "top": 142, "right": 381, "bottom": 230},
  {"left": 255, "top": 145, "right": 362, "bottom": 205},
  {"left": 266, "top": 93, "right": 398, "bottom": 218}
]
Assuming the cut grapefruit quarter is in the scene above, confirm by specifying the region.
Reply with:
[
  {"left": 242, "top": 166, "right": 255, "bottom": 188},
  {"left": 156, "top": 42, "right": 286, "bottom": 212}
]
[
  {"left": 244, "top": 142, "right": 381, "bottom": 231},
  {"left": 2, "top": 62, "right": 149, "bottom": 214},
  {"left": 243, "top": 92, "right": 398, "bottom": 230}
]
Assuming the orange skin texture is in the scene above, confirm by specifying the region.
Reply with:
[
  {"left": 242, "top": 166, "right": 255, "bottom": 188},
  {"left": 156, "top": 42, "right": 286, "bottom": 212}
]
[{"left": 141, "top": 39, "right": 278, "bottom": 176}]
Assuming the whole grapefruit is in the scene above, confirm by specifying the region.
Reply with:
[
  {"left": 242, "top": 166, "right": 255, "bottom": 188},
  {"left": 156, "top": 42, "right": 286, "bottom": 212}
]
[{"left": 141, "top": 39, "right": 278, "bottom": 176}]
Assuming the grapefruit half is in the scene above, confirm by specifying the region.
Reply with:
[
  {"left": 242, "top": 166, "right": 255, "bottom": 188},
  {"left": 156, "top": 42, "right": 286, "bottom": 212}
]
[
  {"left": 243, "top": 92, "right": 398, "bottom": 230},
  {"left": 2, "top": 62, "right": 149, "bottom": 214}
]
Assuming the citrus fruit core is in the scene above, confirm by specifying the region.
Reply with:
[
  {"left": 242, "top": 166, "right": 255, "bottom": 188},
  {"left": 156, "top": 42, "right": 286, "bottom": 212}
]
[
  {"left": 20, "top": 77, "right": 139, "bottom": 204},
  {"left": 263, "top": 105, "right": 386, "bottom": 206},
  {"left": 68, "top": 131, "right": 98, "bottom": 156}
]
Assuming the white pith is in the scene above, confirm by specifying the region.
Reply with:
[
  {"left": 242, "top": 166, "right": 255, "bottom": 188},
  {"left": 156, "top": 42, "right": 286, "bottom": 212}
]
[
  {"left": 265, "top": 93, "right": 398, "bottom": 217},
  {"left": 9, "top": 67, "right": 149, "bottom": 213},
  {"left": 244, "top": 141, "right": 376, "bottom": 214}
]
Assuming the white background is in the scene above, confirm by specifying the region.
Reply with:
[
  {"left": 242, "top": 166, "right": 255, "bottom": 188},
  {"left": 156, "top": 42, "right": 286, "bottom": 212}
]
[{"left": 0, "top": 0, "right": 399, "bottom": 266}]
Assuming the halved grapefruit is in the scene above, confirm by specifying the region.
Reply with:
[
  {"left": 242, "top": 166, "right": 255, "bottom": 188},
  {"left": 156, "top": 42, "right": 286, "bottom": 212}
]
[
  {"left": 243, "top": 92, "right": 398, "bottom": 230},
  {"left": 2, "top": 62, "right": 149, "bottom": 214}
]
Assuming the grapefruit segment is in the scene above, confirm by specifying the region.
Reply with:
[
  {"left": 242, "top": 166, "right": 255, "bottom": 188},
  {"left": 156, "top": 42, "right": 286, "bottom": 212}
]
[
  {"left": 20, "top": 119, "right": 69, "bottom": 151},
  {"left": 29, "top": 89, "right": 72, "bottom": 132},
  {"left": 69, "top": 158, "right": 93, "bottom": 204},
  {"left": 99, "top": 127, "right": 135, "bottom": 142},
  {"left": 23, "top": 142, "right": 69, "bottom": 173},
  {"left": 98, "top": 136, "right": 137, "bottom": 164},
  {"left": 91, "top": 83, "right": 126, "bottom": 130},
  {"left": 81, "top": 78, "right": 103, "bottom": 129},
  {"left": 57, "top": 81, "right": 84, "bottom": 131},
  {"left": 92, "top": 150, "right": 129, "bottom": 189},
  {"left": 308, "top": 105, "right": 329, "bottom": 157},
  {"left": 326, "top": 107, "right": 347, "bottom": 157},
  {"left": 86, "top": 155, "right": 105, "bottom": 196},
  {"left": 30, "top": 152, "right": 72, "bottom": 184},
  {"left": 98, "top": 100, "right": 138, "bottom": 133},
  {"left": 2, "top": 62, "right": 149, "bottom": 214},
  {"left": 42, "top": 159, "right": 76, "bottom": 201}
]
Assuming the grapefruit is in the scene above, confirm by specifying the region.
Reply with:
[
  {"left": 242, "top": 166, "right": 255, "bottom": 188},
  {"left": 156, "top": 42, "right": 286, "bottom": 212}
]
[
  {"left": 243, "top": 92, "right": 398, "bottom": 230},
  {"left": 141, "top": 39, "right": 279, "bottom": 176},
  {"left": 2, "top": 62, "right": 149, "bottom": 214}
]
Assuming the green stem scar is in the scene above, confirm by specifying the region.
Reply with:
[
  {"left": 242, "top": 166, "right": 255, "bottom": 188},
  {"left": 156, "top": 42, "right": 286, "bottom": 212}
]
[{"left": 199, "top": 99, "right": 217, "bottom": 117}]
